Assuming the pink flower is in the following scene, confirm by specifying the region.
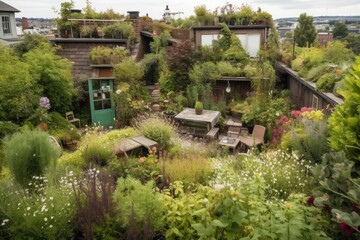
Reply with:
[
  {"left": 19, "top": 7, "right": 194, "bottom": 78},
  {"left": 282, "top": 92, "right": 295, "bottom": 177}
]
[
  {"left": 139, "top": 157, "right": 145, "bottom": 163},
  {"left": 152, "top": 146, "right": 157, "bottom": 152}
]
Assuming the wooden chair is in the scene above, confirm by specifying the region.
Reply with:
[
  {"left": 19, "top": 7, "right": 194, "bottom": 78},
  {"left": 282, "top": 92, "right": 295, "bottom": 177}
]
[
  {"left": 239, "top": 125, "right": 266, "bottom": 150},
  {"left": 65, "top": 111, "right": 81, "bottom": 128}
]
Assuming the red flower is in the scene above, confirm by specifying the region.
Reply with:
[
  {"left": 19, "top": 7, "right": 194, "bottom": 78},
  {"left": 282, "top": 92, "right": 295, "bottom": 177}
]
[
  {"left": 306, "top": 196, "right": 314, "bottom": 206},
  {"left": 339, "top": 222, "right": 355, "bottom": 235}
]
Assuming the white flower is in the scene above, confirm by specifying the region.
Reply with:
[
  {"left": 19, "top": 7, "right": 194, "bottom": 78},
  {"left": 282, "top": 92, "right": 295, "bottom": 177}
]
[
  {"left": 44, "top": 217, "right": 48, "bottom": 222},
  {"left": 27, "top": 207, "right": 31, "bottom": 211},
  {"left": 214, "top": 183, "right": 225, "bottom": 191}
]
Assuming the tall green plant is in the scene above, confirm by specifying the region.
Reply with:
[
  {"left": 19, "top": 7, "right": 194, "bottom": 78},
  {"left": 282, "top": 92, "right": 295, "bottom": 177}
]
[
  {"left": 24, "top": 43, "right": 75, "bottom": 113},
  {"left": 328, "top": 56, "right": 360, "bottom": 162},
  {"left": 4, "top": 130, "right": 61, "bottom": 187}
]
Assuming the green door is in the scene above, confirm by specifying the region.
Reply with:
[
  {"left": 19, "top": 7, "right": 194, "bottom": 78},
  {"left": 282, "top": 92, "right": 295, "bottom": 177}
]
[{"left": 88, "top": 78, "right": 115, "bottom": 128}]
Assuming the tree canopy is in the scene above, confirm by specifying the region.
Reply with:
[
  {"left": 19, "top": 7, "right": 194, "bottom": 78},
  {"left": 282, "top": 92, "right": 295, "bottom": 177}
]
[
  {"left": 294, "top": 13, "right": 317, "bottom": 47},
  {"left": 332, "top": 22, "right": 348, "bottom": 39}
]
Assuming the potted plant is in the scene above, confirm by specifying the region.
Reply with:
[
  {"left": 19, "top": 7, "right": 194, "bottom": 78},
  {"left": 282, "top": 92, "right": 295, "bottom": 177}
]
[
  {"left": 89, "top": 46, "right": 112, "bottom": 64},
  {"left": 81, "top": 25, "right": 92, "bottom": 38},
  {"left": 195, "top": 101, "right": 203, "bottom": 115},
  {"left": 110, "top": 46, "right": 128, "bottom": 64}
]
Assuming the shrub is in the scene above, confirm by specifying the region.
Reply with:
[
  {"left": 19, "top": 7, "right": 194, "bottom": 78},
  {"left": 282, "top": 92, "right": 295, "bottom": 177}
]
[
  {"left": 234, "top": 150, "right": 313, "bottom": 199},
  {"left": 0, "top": 121, "right": 19, "bottom": 139},
  {"left": 136, "top": 115, "right": 175, "bottom": 151},
  {"left": 316, "top": 73, "right": 338, "bottom": 92},
  {"left": 328, "top": 57, "right": 360, "bottom": 162},
  {"left": 83, "top": 140, "right": 115, "bottom": 167},
  {"left": 0, "top": 174, "right": 76, "bottom": 239},
  {"left": 113, "top": 177, "right": 166, "bottom": 238},
  {"left": 3, "top": 130, "right": 61, "bottom": 187},
  {"left": 164, "top": 155, "right": 213, "bottom": 191},
  {"left": 58, "top": 150, "right": 86, "bottom": 171},
  {"left": 281, "top": 111, "right": 329, "bottom": 164}
]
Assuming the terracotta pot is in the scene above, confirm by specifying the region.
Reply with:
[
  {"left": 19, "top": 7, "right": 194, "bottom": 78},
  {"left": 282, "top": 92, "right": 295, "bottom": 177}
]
[{"left": 195, "top": 109, "right": 203, "bottom": 115}]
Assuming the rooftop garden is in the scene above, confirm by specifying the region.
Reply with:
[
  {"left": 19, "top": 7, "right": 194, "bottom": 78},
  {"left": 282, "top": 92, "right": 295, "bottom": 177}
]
[{"left": 1, "top": 3, "right": 360, "bottom": 239}]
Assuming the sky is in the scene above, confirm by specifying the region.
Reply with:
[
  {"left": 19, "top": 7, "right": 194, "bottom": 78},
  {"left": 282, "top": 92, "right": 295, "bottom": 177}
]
[{"left": 8, "top": 0, "right": 360, "bottom": 20}]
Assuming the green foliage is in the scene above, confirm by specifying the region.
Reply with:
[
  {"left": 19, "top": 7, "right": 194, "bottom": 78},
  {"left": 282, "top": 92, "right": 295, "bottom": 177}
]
[
  {"left": 0, "top": 122, "right": 19, "bottom": 139},
  {"left": 217, "top": 61, "right": 243, "bottom": 76},
  {"left": 235, "top": 4, "right": 256, "bottom": 25},
  {"left": 103, "top": 22, "right": 136, "bottom": 41},
  {"left": 281, "top": 111, "right": 329, "bottom": 164},
  {"left": 323, "top": 41, "right": 354, "bottom": 65},
  {"left": 113, "top": 57, "right": 144, "bottom": 84},
  {"left": 3, "top": 130, "right": 60, "bottom": 188},
  {"left": 294, "top": 13, "right": 317, "bottom": 47},
  {"left": 222, "top": 34, "right": 249, "bottom": 65},
  {"left": 137, "top": 116, "right": 175, "bottom": 150},
  {"left": 195, "top": 101, "right": 203, "bottom": 111},
  {"left": 212, "top": 23, "right": 232, "bottom": 59},
  {"left": 165, "top": 40, "right": 194, "bottom": 91},
  {"left": 312, "top": 152, "right": 360, "bottom": 238},
  {"left": 139, "top": 53, "right": 163, "bottom": 85},
  {"left": 83, "top": 139, "right": 115, "bottom": 167},
  {"left": 343, "top": 34, "right": 360, "bottom": 55},
  {"left": 316, "top": 73, "right": 338, "bottom": 91},
  {"left": 47, "top": 111, "right": 81, "bottom": 142},
  {"left": 0, "top": 174, "right": 76, "bottom": 239},
  {"left": 13, "top": 34, "right": 50, "bottom": 57},
  {"left": 164, "top": 154, "right": 213, "bottom": 191},
  {"left": 333, "top": 22, "right": 349, "bottom": 39},
  {"left": 0, "top": 45, "right": 40, "bottom": 122},
  {"left": 58, "top": 150, "right": 86, "bottom": 171},
  {"left": 235, "top": 150, "right": 313, "bottom": 199},
  {"left": 328, "top": 56, "right": 360, "bottom": 162},
  {"left": 24, "top": 43, "right": 75, "bottom": 113},
  {"left": 113, "top": 177, "right": 165, "bottom": 236}
]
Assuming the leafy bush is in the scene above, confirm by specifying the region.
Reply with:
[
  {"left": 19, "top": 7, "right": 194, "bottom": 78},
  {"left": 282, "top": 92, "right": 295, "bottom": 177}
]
[
  {"left": 312, "top": 152, "right": 360, "bottom": 239},
  {"left": 323, "top": 41, "right": 354, "bottom": 65},
  {"left": 84, "top": 140, "right": 115, "bottom": 167},
  {"left": 0, "top": 121, "right": 19, "bottom": 139},
  {"left": 217, "top": 61, "right": 243, "bottom": 76},
  {"left": 328, "top": 57, "right": 360, "bottom": 162},
  {"left": 113, "top": 177, "right": 166, "bottom": 238},
  {"left": 164, "top": 155, "right": 213, "bottom": 191},
  {"left": 136, "top": 116, "right": 175, "bottom": 151},
  {"left": 281, "top": 110, "right": 329, "bottom": 164},
  {"left": 316, "top": 73, "right": 338, "bottom": 91},
  {"left": 58, "top": 150, "right": 86, "bottom": 171},
  {"left": 0, "top": 174, "right": 75, "bottom": 239},
  {"left": 3, "top": 130, "right": 61, "bottom": 187},
  {"left": 222, "top": 34, "right": 249, "bottom": 65},
  {"left": 233, "top": 150, "right": 313, "bottom": 199}
]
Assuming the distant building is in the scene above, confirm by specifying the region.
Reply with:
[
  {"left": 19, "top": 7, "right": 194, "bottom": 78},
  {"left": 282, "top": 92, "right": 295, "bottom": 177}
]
[
  {"left": 0, "top": 0, "right": 20, "bottom": 44},
  {"left": 278, "top": 27, "right": 293, "bottom": 39},
  {"left": 317, "top": 32, "right": 333, "bottom": 47}
]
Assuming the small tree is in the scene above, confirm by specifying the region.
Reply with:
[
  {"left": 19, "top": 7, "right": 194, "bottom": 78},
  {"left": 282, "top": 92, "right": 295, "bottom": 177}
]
[
  {"left": 223, "top": 34, "right": 249, "bottom": 65},
  {"left": 294, "top": 13, "right": 317, "bottom": 47},
  {"left": 332, "top": 22, "right": 348, "bottom": 39},
  {"left": 165, "top": 40, "right": 194, "bottom": 92}
]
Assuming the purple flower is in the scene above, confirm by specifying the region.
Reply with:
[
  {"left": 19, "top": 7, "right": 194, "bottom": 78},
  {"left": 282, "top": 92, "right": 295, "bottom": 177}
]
[{"left": 39, "top": 97, "right": 50, "bottom": 110}]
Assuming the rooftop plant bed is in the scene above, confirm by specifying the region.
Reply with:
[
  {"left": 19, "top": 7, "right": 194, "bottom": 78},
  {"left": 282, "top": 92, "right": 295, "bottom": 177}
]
[{"left": 281, "top": 41, "right": 355, "bottom": 96}]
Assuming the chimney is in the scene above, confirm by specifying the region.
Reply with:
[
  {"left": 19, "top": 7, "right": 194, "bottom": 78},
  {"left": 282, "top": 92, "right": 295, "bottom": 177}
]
[{"left": 21, "top": 17, "right": 29, "bottom": 30}]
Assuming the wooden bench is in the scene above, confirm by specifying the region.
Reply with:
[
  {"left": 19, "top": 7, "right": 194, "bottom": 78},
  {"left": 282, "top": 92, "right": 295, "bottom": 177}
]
[{"left": 206, "top": 127, "right": 219, "bottom": 140}]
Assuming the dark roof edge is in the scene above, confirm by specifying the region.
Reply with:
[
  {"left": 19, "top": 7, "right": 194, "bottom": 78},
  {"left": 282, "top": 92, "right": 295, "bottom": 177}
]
[
  {"left": 192, "top": 25, "right": 269, "bottom": 30},
  {"left": 140, "top": 31, "right": 179, "bottom": 44},
  {"left": 275, "top": 61, "right": 344, "bottom": 105},
  {"left": 219, "top": 76, "right": 251, "bottom": 81},
  {"left": 0, "top": 1, "right": 20, "bottom": 12},
  {"left": 51, "top": 38, "right": 127, "bottom": 44}
]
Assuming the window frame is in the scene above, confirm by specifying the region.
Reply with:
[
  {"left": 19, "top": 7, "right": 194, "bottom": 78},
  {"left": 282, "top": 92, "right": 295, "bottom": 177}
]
[{"left": 1, "top": 15, "right": 11, "bottom": 35}]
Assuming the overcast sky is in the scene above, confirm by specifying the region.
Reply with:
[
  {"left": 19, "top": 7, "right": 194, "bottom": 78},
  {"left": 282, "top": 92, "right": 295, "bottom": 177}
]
[{"left": 9, "top": 0, "right": 360, "bottom": 19}]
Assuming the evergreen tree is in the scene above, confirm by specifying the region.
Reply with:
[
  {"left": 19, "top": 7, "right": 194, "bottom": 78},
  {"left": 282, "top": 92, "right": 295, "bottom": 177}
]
[
  {"left": 294, "top": 13, "right": 317, "bottom": 47},
  {"left": 332, "top": 22, "right": 348, "bottom": 39}
]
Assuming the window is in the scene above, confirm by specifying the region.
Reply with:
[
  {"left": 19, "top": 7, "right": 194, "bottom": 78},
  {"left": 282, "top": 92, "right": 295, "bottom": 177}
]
[
  {"left": 92, "top": 79, "right": 112, "bottom": 110},
  {"left": 312, "top": 95, "right": 319, "bottom": 110},
  {"left": 2, "top": 16, "right": 11, "bottom": 34},
  {"left": 201, "top": 34, "right": 221, "bottom": 46},
  {"left": 236, "top": 34, "right": 261, "bottom": 58}
]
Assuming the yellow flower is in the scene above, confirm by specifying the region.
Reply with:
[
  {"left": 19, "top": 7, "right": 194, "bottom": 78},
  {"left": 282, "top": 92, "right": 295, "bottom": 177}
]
[{"left": 285, "top": 203, "right": 292, "bottom": 210}]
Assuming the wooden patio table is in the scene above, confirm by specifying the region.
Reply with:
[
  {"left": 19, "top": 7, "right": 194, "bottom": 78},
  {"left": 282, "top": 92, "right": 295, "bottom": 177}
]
[
  {"left": 218, "top": 136, "right": 241, "bottom": 154},
  {"left": 174, "top": 108, "right": 221, "bottom": 132}
]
